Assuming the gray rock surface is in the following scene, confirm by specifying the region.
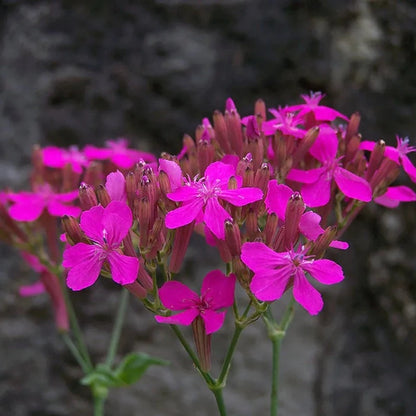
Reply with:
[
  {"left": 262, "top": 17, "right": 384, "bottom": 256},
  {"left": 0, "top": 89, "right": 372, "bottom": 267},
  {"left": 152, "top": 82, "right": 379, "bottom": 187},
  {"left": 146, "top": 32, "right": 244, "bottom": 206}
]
[{"left": 0, "top": 0, "right": 415, "bottom": 415}]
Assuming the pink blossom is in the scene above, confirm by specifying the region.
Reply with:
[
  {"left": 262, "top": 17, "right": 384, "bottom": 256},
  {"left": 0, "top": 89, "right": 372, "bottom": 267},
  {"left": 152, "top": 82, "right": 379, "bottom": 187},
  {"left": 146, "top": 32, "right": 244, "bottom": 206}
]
[
  {"left": 9, "top": 184, "right": 81, "bottom": 222},
  {"left": 105, "top": 170, "right": 126, "bottom": 202},
  {"left": 265, "top": 181, "right": 348, "bottom": 249},
  {"left": 374, "top": 185, "right": 416, "bottom": 208},
  {"left": 63, "top": 200, "right": 139, "bottom": 290},
  {"left": 165, "top": 161, "right": 263, "bottom": 239},
  {"left": 241, "top": 242, "right": 344, "bottom": 315},
  {"left": 258, "top": 108, "right": 306, "bottom": 138},
  {"left": 287, "top": 126, "right": 372, "bottom": 206},
  {"left": 360, "top": 136, "right": 416, "bottom": 183},
  {"left": 155, "top": 270, "right": 236, "bottom": 334},
  {"left": 42, "top": 146, "right": 88, "bottom": 173},
  {"left": 84, "top": 138, "right": 156, "bottom": 169},
  {"left": 158, "top": 158, "right": 183, "bottom": 192},
  {"left": 285, "top": 92, "right": 348, "bottom": 122}
]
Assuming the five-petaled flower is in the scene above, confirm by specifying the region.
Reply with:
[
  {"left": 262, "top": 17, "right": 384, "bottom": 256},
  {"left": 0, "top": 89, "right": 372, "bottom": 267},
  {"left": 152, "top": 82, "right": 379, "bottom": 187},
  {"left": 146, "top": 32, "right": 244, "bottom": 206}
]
[
  {"left": 241, "top": 242, "right": 344, "bottom": 315},
  {"left": 165, "top": 161, "right": 263, "bottom": 239},
  {"left": 155, "top": 270, "right": 236, "bottom": 334},
  {"left": 63, "top": 200, "right": 139, "bottom": 290}
]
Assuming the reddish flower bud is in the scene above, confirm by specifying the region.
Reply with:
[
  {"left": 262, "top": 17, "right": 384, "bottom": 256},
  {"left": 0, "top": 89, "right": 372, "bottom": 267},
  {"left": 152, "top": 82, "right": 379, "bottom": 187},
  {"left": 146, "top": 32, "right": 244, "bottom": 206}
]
[
  {"left": 79, "top": 183, "right": 98, "bottom": 210},
  {"left": 62, "top": 215, "right": 83, "bottom": 245},
  {"left": 96, "top": 184, "right": 111, "bottom": 207},
  {"left": 284, "top": 192, "right": 304, "bottom": 249},
  {"left": 83, "top": 161, "right": 103, "bottom": 188},
  {"left": 213, "top": 110, "right": 231, "bottom": 154},
  {"left": 366, "top": 139, "right": 386, "bottom": 181},
  {"left": 192, "top": 316, "right": 212, "bottom": 372},
  {"left": 225, "top": 220, "right": 241, "bottom": 257}
]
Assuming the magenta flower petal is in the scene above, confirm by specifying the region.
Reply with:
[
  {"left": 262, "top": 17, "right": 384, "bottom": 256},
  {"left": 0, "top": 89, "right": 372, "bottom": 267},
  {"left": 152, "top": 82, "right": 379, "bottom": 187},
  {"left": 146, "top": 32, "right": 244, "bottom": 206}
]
[
  {"left": 241, "top": 242, "right": 289, "bottom": 270},
  {"left": 79, "top": 205, "right": 105, "bottom": 243},
  {"left": 201, "top": 270, "right": 236, "bottom": 310},
  {"left": 201, "top": 309, "right": 226, "bottom": 334},
  {"left": 220, "top": 187, "right": 263, "bottom": 206},
  {"left": 158, "top": 281, "right": 200, "bottom": 310},
  {"left": 105, "top": 171, "right": 126, "bottom": 202},
  {"left": 155, "top": 308, "right": 200, "bottom": 326},
  {"left": 54, "top": 190, "right": 79, "bottom": 202},
  {"left": 329, "top": 240, "right": 349, "bottom": 250},
  {"left": 250, "top": 267, "right": 292, "bottom": 301},
  {"left": 9, "top": 194, "right": 45, "bottom": 221},
  {"left": 102, "top": 201, "right": 133, "bottom": 246},
  {"left": 165, "top": 198, "right": 204, "bottom": 229},
  {"left": 301, "top": 178, "right": 331, "bottom": 207},
  {"left": 292, "top": 269, "right": 323, "bottom": 315},
  {"left": 310, "top": 105, "right": 349, "bottom": 122},
  {"left": 298, "top": 211, "right": 324, "bottom": 240},
  {"left": 287, "top": 167, "right": 326, "bottom": 184},
  {"left": 167, "top": 185, "right": 199, "bottom": 202},
  {"left": 48, "top": 200, "right": 81, "bottom": 218},
  {"left": 359, "top": 141, "right": 376, "bottom": 152},
  {"left": 333, "top": 167, "right": 372, "bottom": 202},
  {"left": 203, "top": 198, "right": 231, "bottom": 239},
  {"left": 375, "top": 185, "right": 416, "bottom": 207},
  {"left": 204, "top": 161, "right": 235, "bottom": 186},
  {"left": 302, "top": 259, "right": 344, "bottom": 284},
  {"left": 64, "top": 244, "right": 103, "bottom": 291},
  {"left": 309, "top": 125, "right": 338, "bottom": 162},
  {"left": 19, "top": 281, "right": 46, "bottom": 297},
  {"left": 159, "top": 159, "right": 183, "bottom": 191},
  {"left": 107, "top": 251, "right": 139, "bottom": 285},
  {"left": 265, "top": 181, "right": 293, "bottom": 220},
  {"left": 401, "top": 155, "right": 416, "bottom": 182}
]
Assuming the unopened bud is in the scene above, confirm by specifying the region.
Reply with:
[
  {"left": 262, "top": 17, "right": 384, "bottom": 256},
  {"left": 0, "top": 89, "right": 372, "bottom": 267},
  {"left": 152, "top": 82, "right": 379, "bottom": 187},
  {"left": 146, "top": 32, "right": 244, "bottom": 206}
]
[
  {"left": 245, "top": 210, "right": 259, "bottom": 240},
  {"left": 254, "top": 98, "right": 266, "bottom": 122},
  {"left": 309, "top": 226, "right": 338, "bottom": 258},
  {"left": 126, "top": 171, "right": 138, "bottom": 210},
  {"left": 192, "top": 316, "right": 211, "bottom": 372},
  {"left": 62, "top": 215, "right": 83, "bottom": 245},
  {"left": 366, "top": 139, "right": 386, "bottom": 180},
  {"left": 284, "top": 192, "right": 304, "bottom": 249},
  {"left": 83, "top": 162, "right": 103, "bottom": 187},
  {"left": 96, "top": 184, "right": 111, "bottom": 207},
  {"left": 345, "top": 112, "right": 361, "bottom": 146},
  {"left": 213, "top": 110, "right": 231, "bottom": 153},
  {"left": 291, "top": 126, "right": 319, "bottom": 168},
  {"left": 225, "top": 220, "right": 241, "bottom": 257},
  {"left": 264, "top": 213, "right": 278, "bottom": 246},
  {"left": 79, "top": 183, "right": 98, "bottom": 210}
]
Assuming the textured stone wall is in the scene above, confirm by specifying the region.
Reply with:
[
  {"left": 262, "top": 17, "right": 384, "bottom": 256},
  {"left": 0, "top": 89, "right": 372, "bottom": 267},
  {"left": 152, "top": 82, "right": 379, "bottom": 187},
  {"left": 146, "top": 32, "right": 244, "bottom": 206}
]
[{"left": 1, "top": 1, "right": 415, "bottom": 415}]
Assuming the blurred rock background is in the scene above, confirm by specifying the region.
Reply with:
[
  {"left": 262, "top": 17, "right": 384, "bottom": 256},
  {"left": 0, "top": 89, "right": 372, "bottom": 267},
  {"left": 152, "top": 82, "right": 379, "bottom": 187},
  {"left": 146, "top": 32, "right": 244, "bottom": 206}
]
[{"left": 0, "top": 0, "right": 415, "bottom": 415}]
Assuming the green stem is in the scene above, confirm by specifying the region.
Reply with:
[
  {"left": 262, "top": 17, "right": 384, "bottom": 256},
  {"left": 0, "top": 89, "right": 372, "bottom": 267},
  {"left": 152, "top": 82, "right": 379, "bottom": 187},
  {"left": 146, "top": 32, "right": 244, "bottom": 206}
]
[
  {"left": 105, "top": 288, "right": 129, "bottom": 367},
  {"left": 169, "top": 325, "right": 215, "bottom": 386},
  {"left": 217, "top": 325, "right": 243, "bottom": 385},
  {"left": 263, "top": 298, "right": 295, "bottom": 416},
  {"left": 211, "top": 387, "right": 227, "bottom": 416},
  {"left": 93, "top": 394, "right": 106, "bottom": 416},
  {"left": 54, "top": 276, "right": 92, "bottom": 374},
  {"left": 61, "top": 332, "right": 90, "bottom": 374},
  {"left": 270, "top": 335, "right": 281, "bottom": 416}
]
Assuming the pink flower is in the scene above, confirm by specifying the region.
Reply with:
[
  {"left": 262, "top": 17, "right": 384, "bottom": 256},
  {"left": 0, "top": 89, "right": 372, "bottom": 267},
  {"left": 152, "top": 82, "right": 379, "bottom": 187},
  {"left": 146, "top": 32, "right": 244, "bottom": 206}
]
[
  {"left": 84, "top": 138, "right": 156, "bottom": 169},
  {"left": 9, "top": 184, "right": 81, "bottom": 222},
  {"left": 241, "top": 242, "right": 344, "bottom": 315},
  {"left": 265, "top": 181, "right": 348, "bottom": 249},
  {"left": 287, "top": 126, "right": 372, "bottom": 206},
  {"left": 374, "top": 185, "right": 416, "bottom": 208},
  {"left": 42, "top": 146, "right": 88, "bottom": 174},
  {"left": 360, "top": 136, "right": 416, "bottom": 183},
  {"left": 165, "top": 161, "right": 263, "bottom": 239},
  {"left": 259, "top": 108, "right": 306, "bottom": 138},
  {"left": 155, "top": 270, "right": 236, "bottom": 334},
  {"left": 63, "top": 200, "right": 139, "bottom": 291},
  {"left": 105, "top": 170, "right": 126, "bottom": 202},
  {"left": 285, "top": 92, "right": 348, "bottom": 122}
]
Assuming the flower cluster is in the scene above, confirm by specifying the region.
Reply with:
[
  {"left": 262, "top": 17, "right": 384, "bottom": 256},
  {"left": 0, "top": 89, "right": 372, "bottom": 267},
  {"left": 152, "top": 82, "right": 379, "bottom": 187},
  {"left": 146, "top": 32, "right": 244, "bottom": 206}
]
[{"left": 2, "top": 92, "right": 415, "bottom": 368}]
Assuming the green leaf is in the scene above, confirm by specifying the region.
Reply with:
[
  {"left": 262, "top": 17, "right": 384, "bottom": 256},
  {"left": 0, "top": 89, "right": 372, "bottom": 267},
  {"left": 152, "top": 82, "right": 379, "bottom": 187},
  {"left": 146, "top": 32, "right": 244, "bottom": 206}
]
[{"left": 114, "top": 352, "right": 169, "bottom": 386}]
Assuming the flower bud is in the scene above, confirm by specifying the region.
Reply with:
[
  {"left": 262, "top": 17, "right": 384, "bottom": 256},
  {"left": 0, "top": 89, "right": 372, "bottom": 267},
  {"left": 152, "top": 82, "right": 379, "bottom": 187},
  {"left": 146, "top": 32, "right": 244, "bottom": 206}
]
[
  {"left": 225, "top": 99, "right": 243, "bottom": 157},
  {"left": 79, "top": 183, "right": 98, "bottom": 210},
  {"left": 291, "top": 126, "right": 319, "bottom": 168},
  {"left": 254, "top": 98, "right": 266, "bottom": 122},
  {"left": 62, "top": 215, "right": 83, "bottom": 245},
  {"left": 126, "top": 171, "right": 138, "bottom": 210},
  {"left": 192, "top": 316, "right": 212, "bottom": 372},
  {"left": 284, "top": 192, "right": 304, "bottom": 249},
  {"left": 213, "top": 110, "right": 231, "bottom": 154},
  {"left": 96, "top": 184, "right": 111, "bottom": 207},
  {"left": 225, "top": 220, "right": 241, "bottom": 257},
  {"left": 309, "top": 226, "right": 338, "bottom": 258},
  {"left": 366, "top": 139, "right": 386, "bottom": 180},
  {"left": 83, "top": 161, "right": 103, "bottom": 188}
]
